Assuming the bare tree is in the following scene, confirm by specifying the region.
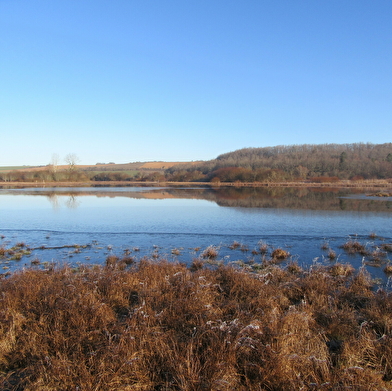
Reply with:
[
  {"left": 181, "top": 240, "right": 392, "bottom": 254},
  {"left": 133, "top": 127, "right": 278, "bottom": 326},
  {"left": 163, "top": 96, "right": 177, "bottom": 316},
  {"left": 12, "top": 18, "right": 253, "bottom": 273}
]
[
  {"left": 49, "top": 153, "right": 60, "bottom": 180},
  {"left": 65, "top": 153, "right": 80, "bottom": 172},
  {"left": 64, "top": 153, "right": 81, "bottom": 180}
]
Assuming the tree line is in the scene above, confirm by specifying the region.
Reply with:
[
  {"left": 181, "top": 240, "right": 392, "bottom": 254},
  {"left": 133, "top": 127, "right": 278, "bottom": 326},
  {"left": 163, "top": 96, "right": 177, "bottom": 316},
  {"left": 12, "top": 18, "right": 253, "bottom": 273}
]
[
  {"left": 165, "top": 143, "right": 392, "bottom": 182},
  {"left": 1, "top": 143, "right": 392, "bottom": 183}
]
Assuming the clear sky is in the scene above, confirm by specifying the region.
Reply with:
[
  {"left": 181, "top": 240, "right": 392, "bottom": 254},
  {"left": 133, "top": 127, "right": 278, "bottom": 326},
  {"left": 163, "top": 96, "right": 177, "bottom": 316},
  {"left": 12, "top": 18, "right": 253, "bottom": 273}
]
[{"left": 1, "top": 0, "right": 391, "bottom": 166}]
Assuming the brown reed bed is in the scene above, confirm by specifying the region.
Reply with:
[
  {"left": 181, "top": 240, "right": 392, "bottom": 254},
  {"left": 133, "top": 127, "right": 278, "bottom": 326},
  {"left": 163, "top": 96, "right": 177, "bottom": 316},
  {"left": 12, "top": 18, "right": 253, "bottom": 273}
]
[{"left": 1, "top": 258, "right": 392, "bottom": 390}]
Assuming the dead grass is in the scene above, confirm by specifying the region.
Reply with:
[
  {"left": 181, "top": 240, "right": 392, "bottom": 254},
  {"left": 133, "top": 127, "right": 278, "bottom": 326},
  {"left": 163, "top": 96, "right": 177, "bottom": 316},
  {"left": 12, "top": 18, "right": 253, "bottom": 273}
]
[
  {"left": 329, "top": 263, "right": 355, "bottom": 277},
  {"left": 271, "top": 248, "right": 290, "bottom": 260},
  {"left": 384, "top": 265, "right": 392, "bottom": 275},
  {"left": 201, "top": 245, "right": 219, "bottom": 259},
  {"left": 258, "top": 241, "right": 269, "bottom": 254},
  {"left": 381, "top": 243, "right": 392, "bottom": 253},
  {"left": 341, "top": 240, "right": 369, "bottom": 255},
  {"left": 229, "top": 241, "right": 241, "bottom": 250},
  {"left": 1, "top": 260, "right": 392, "bottom": 390}
]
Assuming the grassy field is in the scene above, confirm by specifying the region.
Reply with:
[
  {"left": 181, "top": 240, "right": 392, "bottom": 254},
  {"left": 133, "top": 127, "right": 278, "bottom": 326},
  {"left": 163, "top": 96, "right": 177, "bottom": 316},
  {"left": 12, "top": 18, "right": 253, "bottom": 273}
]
[
  {"left": 0, "top": 161, "right": 195, "bottom": 172},
  {"left": 1, "top": 256, "right": 392, "bottom": 390},
  {"left": 0, "top": 166, "right": 33, "bottom": 172}
]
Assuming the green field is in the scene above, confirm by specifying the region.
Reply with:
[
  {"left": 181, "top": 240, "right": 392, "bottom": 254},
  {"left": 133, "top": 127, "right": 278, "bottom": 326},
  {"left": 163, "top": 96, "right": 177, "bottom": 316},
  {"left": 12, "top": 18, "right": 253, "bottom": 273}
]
[{"left": 0, "top": 166, "right": 33, "bottom": 172}]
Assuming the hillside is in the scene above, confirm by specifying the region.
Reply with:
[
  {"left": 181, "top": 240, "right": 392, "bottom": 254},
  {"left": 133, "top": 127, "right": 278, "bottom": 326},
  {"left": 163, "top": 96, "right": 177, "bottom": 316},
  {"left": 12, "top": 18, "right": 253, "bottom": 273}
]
[{"left": 165, "top": 143, "right": 392, "bottom": 182}]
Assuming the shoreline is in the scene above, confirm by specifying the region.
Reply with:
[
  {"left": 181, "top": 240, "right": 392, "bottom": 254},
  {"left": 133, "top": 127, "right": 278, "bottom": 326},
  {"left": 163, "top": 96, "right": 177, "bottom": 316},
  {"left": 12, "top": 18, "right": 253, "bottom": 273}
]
[{"left": 1, "top": 179, "right": 392, "bottom": 190}]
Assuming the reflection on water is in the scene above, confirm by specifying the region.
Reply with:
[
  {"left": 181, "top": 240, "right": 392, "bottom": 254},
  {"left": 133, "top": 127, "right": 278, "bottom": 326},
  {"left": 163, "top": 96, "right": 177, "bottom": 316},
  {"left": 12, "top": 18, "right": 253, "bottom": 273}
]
[
  {"left": 0, "top": 186, "right": 391, "bottom": 284},
  {"left": 2, "top": 186, "right": 392, "bottom": 212},
  {"left": 45, "top": 194, "right": 80, "bottom": 209}
]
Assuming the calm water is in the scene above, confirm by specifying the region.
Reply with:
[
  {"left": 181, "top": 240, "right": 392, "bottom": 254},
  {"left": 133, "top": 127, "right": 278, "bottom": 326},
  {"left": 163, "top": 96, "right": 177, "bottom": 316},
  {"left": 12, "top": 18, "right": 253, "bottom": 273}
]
[{"left": 1, "top": 186, "right": 392, "bottom": 283}]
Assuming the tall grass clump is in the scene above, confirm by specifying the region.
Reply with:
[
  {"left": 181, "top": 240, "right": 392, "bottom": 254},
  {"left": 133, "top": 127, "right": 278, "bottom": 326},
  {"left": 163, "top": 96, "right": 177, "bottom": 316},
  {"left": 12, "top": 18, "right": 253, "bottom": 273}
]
[
  {"left": 1, "top": 259, "right": 392, "bottom": 390},
  {"left": 201, "top": 245, "right": 219, "bottom": 259},
  {"left": 341, "top": 240, "right": 368, "bottom": 255}
]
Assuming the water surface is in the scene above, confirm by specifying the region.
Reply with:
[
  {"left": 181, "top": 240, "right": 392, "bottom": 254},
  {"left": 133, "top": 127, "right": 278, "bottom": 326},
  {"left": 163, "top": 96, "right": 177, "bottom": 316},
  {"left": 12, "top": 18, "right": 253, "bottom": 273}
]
[{"left": 1, "top": 186, "right": 391, "bottom": 284}]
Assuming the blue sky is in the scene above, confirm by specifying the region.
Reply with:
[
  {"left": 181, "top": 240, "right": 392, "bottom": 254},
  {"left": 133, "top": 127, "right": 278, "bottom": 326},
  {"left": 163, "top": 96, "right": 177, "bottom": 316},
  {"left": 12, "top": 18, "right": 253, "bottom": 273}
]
[{"left": 1, "top": 0, "right": 391, "bottom": 166}]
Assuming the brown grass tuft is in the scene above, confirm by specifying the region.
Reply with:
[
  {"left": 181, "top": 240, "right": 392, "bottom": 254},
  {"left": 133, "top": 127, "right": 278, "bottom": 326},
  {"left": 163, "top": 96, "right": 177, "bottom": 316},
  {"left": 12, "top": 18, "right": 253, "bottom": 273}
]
[
  {"left": 384, "top": 265, "right": 392, "bottom": 274},
  {"left": 258, "top": 241, "right": 269, "bottom": 254},
  {"left": 271, "top": 248, "right": 290, "bottom": 260},
  {"left": 329, "top": 263, "right": 355, "bottom": 277},
  {"left": 201, "top": 245, "right": 219, "bottom": 259},
  {"left": 381, "top": 243, "right": 392, "bottom": 253},
  {"left": 228, "top": 241, "right": 241, "bottom": 250},
  {"left": 286, "top": 261, "right": 303, "bottom": 274},
  {"left": 341, "top": 240, "right": 368, "bottom": 255},
  {"left": 189, "top": 259, "right": 204, "bottom": 272}
]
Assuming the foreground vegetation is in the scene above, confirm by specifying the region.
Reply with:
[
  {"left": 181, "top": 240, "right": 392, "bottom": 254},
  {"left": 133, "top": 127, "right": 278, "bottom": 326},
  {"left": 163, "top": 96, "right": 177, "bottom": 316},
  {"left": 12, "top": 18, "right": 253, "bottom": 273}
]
[{"left": 1, "top": 258, "right": 392, "bottom": 390}]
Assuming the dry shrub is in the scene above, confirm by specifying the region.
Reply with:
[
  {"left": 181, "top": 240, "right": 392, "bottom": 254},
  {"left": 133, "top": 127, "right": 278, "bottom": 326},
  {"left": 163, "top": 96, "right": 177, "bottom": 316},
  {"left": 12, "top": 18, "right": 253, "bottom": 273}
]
[
  {"left": 189, "top": 258, "right": 204, "bottom": 272},
  {"left": 329, "top": 263, "right": 355, "bottom": 277},
  {"left": 381, "top": 243, "right": 392, "bottom": 253},
  {"left": 321, "top": 242, "right": 329, "bottom": 250},
  {"left": 271, "top": 248, "right": 290, "bottom": 260},
  {"left": 1, "top": 261, "right": 392, "bottom": 390},
  {"left": 286, "top": 261, "right": 303, "bottom": 275},
  {"left": 105, "top": 254, "right": 119, "bottom": 267},
  {"left": 171, "top": 248, "right": 181, "bottom": 256},
  {"left": 228, "top": 241, "right": 241, "bottom": 250},
  {"left": 341, "top": 240, "right": 368, "bottom": 255},
  {"left": 258, "top": 242, "right": 268, "bottom": 254},
  {"left": 240, "top": 244, "right": 249, "bottom": 252},
  {"left": 384, "top": 265, "right": 392, "bottom": 274},
  {"left": 368, "top": 249, "right": 388, "bottom": 264},
  {"left": 201, "top": 245, "right": 219, "bottom": 259},
  {"left": 121, "top": 255, "right": 135, "bottom": 265}
]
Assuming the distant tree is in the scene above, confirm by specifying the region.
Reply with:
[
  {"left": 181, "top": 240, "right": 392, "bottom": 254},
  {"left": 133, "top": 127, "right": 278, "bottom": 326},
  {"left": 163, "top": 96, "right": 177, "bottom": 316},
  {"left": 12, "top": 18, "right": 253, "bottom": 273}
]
[
  {"left": 49, "top": 153, "right": 60, "bottom": 181},
  {"left": 65, "top": 153, "right": 80, "bottom": 170},
  {"left": 64, "top": 153, "right": 80, "bottom": 180}
]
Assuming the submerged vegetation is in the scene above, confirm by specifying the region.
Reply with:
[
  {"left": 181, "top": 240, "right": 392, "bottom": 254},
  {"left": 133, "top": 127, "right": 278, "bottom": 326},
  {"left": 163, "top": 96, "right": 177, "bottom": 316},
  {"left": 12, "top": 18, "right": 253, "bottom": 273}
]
[{"left": 1, "top": 259, "right": 392, "bottom": 390}]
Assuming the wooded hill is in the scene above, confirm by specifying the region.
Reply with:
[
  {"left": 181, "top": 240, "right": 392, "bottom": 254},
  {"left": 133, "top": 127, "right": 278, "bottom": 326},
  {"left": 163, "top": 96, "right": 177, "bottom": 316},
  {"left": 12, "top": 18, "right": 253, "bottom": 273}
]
[
  {"left": 2, "top": 143, "right": 392, "bottom": 183},
  {"left": 165, "top": 143, "right": 392, "bottom": 182}
]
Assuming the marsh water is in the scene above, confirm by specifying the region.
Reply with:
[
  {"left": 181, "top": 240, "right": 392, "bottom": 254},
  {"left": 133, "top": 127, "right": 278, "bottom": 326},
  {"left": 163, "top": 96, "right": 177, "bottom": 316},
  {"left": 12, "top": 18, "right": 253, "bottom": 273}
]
[{"left": 1, "top": 186, "right": 392, "bottom": 283}]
